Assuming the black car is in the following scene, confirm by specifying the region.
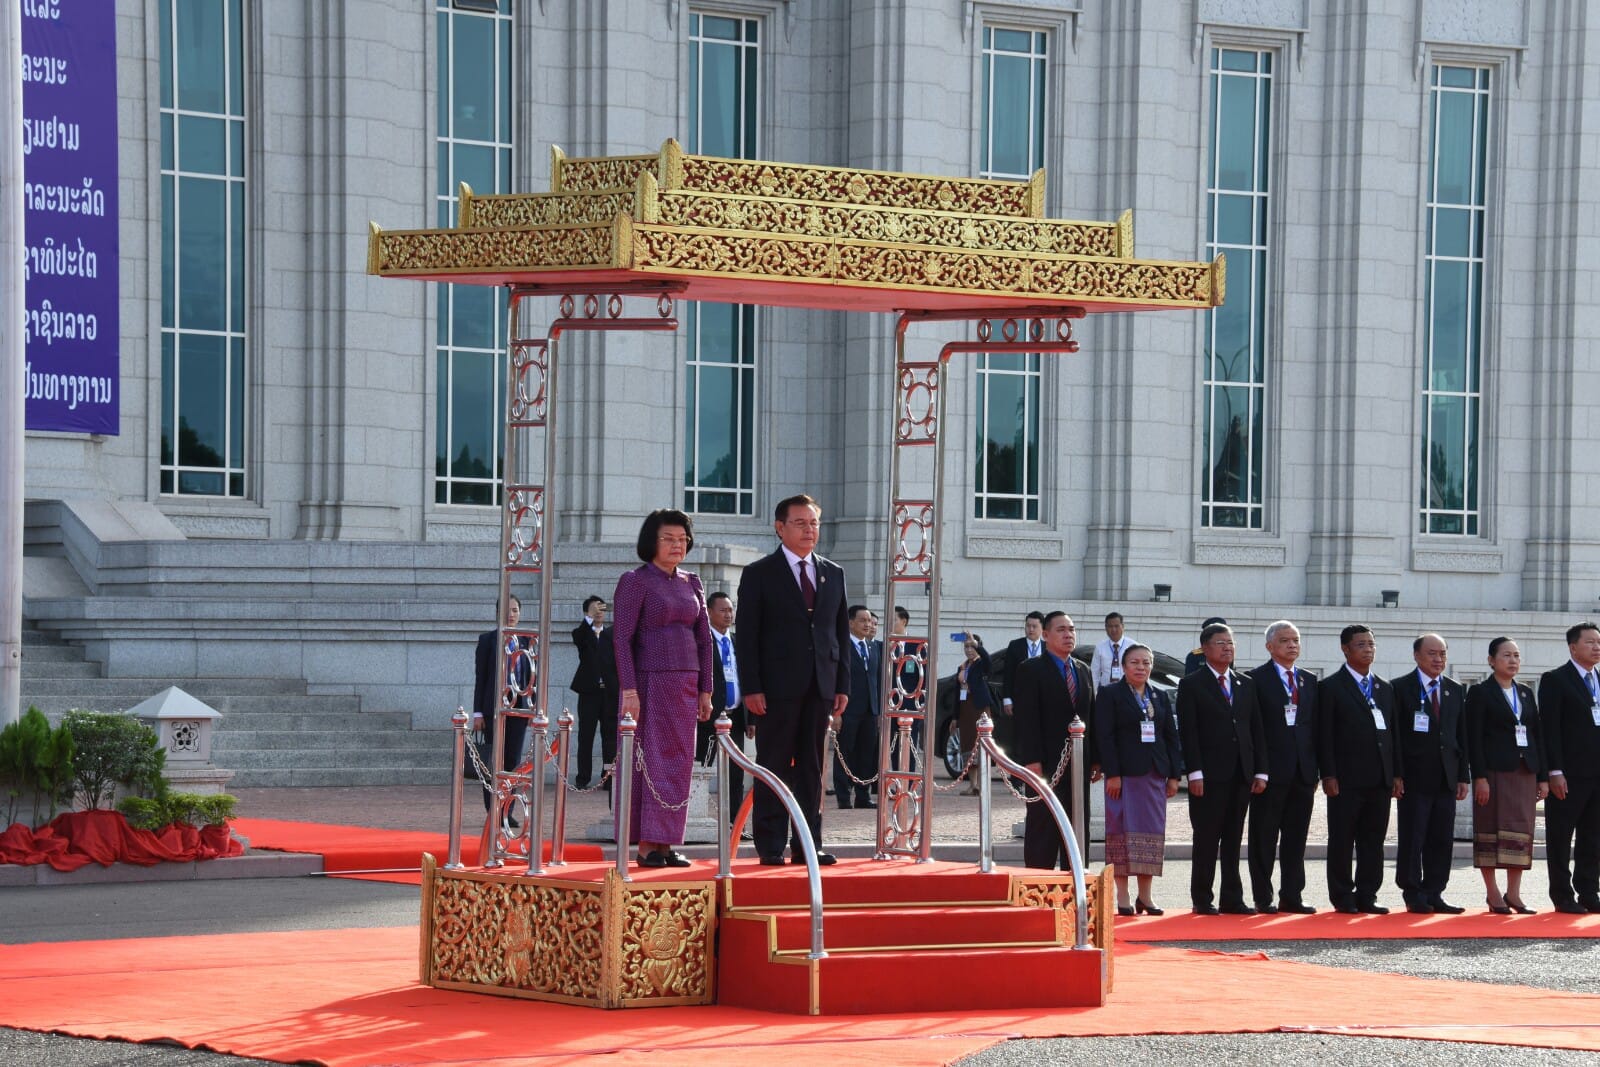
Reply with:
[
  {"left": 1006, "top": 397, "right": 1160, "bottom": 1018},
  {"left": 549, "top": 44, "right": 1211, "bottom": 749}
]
[{"left": 933, "top": 645, "right": 1184, "bottom": 779}]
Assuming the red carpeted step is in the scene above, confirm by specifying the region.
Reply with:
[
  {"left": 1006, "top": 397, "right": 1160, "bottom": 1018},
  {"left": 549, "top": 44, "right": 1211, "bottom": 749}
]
[
  {"left": 813, "top": 945, "right": 1106, "bottom": 1014},
  {"left": 724, "top": 858, "right": 1015, "bottom": 909},
  {"left": 750, "top": 904, "right": 1062, "bottom": 952}
]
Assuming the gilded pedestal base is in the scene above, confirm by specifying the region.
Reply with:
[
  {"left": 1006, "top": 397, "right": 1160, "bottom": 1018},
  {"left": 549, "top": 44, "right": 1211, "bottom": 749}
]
[{"left": 420, "top": 855, "right": 717, "bottom": 1008}]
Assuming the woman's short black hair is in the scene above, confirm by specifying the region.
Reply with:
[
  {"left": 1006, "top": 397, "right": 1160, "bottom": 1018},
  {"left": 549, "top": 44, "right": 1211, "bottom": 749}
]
[
  {"left": 636, "top": 508, "right": 695, "bottom": 562},
  {"left": 1488, "top": 635, "right": 1516, "bottom": 659}
]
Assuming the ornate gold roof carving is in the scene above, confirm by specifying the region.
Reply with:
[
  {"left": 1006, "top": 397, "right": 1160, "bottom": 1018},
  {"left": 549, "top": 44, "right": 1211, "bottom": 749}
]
[{"left": 369, "top": 139, "right": 1223, "bottom": 313}]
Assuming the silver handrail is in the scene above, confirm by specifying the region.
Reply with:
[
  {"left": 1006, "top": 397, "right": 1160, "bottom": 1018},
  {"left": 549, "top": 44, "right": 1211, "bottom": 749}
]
[
  {"left": 974, "top": 711, "right": 1090, "bottom": 950},
  {"left": 714, "top": 712, "right": 826, "bottom": 960},
  {"left": 615, "top": 709, "right": 636, "bottom": 882},
  {"left": 522, "top": 706, "right": 549, "bottom": 876},
  {"left": 446, "top": 705, "right": 469, "bottom": 870},
  {"left": 549, "top": 708, "right": 572, "bottom": 865}
]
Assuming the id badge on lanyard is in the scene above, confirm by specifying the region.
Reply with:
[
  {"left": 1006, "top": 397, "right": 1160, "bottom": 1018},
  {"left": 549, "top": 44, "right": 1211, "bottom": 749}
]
[
  {"left": 1285, "top": 702, "right": 1297, "bottom": 727},
  {"left": 1369, "top": 702, "right": 1386, "bottom": 730}
]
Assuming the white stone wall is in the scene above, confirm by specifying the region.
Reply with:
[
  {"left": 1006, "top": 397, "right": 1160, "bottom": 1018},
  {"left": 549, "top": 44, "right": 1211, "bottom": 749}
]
[{"left": 20, "top": 2, "right": 1600, "bottom": 720}]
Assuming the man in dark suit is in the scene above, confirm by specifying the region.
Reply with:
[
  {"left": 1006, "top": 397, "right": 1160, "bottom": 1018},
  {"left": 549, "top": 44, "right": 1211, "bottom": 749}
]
[
  {"left": 833, "top": 604, "right": 882, "bottom": 809},
  {"left": 697, "top": 591, "right": 749, "bottom": 827},
  {"left": 999, "top": 611, "right": 1045, "bottom": 716},
  {"left": 1318, "top": 624, "right": 1401, "bottom": 914},
  {"left": 1539, "top": 621, "right": 1600, "bottom": 913},
  {"left": 1391, "top": 633, "right": 1470, "bottom": 914},
  {"left": 473, "top": 594, "right": 532, "bottom": 814},
  {"left": 1011, "top": 611, "right": 1097, "bottom": 870},
  {"left": 569, "top": 595, "right": 618, "bottom": 790},
  {"left": 1178, "top": 622, "right": 1267, "bottom": 914},
  {"left": 736, "top": 494, "right": 851, "bottom": 866},
  {"left": 1247, "top": 620, "right": 1320, "bottom": 914}
]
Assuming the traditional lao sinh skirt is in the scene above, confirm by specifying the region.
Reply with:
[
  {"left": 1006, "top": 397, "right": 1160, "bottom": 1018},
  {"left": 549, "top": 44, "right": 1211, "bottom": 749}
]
[
  {"left": 1104, "top": 770, "right": 1168, "bottom": 876},
  {"left": 1473, "top": 764, "right": 1537, "bottom": 871}
]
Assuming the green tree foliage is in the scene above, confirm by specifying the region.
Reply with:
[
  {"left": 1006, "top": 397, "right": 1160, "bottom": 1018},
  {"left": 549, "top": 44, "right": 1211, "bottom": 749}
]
[
  {"left": 0, "top": 708, "right": 76, "bottom": 828},
  {"left": 61, "top": 710, "right": 167, "bottom": 810}
]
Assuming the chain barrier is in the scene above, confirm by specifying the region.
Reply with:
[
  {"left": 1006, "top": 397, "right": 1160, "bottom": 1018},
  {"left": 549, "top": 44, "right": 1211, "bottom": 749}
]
[
  {"left": 906, "top": 736, "right": 979, "bottom": 794},
  {"left": 632, "top": 740, "right": 693, "bottom": 813},
  {"left": 470, "top": 726, "right": 614, "bottom": 794},
  {"left": 826, "top": 726, "right": 881, "bottom": 789}
]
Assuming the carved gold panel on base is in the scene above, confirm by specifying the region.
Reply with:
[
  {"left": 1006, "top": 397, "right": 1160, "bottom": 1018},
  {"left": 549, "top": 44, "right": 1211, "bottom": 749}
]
[
  {"left": 1009, "top": 865, "right": 1119, "bottom": 991},
  {"left": 420, "top": 855, "right": 717, "bottom": 1009}
]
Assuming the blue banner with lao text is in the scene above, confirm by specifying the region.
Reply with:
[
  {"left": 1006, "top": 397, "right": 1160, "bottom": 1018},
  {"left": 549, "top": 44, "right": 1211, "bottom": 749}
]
[{"left": 21, "top": 0, "right": 120, "bottom": 435}]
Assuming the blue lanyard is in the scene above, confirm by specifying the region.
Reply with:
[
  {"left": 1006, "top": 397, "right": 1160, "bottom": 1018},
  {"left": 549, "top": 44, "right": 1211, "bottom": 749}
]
[
  {"left": 1358, "top": 674, "right": 1374, "bottom": 703},
  {"left": 1503, "top": 685, "right": 1521, "bottom": 723}
]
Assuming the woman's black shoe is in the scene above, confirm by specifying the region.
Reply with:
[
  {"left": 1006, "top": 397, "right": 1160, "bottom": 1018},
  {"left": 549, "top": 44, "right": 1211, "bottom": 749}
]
[
  {"left": 662, "top": 850, "right": 693, "bottom": 868},
  {"left": 1135, "top": 898, "right": 1164, "bottom": 916},
  {"left": 636, "top": 852, "right": 668, "bottom": 869}
]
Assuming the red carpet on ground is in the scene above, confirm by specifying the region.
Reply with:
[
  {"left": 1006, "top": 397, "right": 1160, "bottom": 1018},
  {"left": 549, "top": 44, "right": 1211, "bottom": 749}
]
[
  {"left": 1115, "top": 906, "right": 1600, "bottom": 941},
  {"left": 230, "top": 817, "right": 603, "bottom": 883},
  {"left": 3, "top": 925, "right": 1598, "bottom": 1066}
]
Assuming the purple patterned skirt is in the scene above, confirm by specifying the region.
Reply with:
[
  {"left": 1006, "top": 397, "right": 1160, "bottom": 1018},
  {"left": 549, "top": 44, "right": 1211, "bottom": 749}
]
[
  {"left": 617, "top": 670, "right": 699, "bottom": 846},
  {"left": 1104, "top": 770, "right": 1168, "bottom": 876}
]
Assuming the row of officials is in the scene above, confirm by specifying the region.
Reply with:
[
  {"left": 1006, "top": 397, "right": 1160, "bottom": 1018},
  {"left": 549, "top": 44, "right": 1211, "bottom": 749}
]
[{"left": 1152, "top": 619, "right": 1600, "bottom": 917}]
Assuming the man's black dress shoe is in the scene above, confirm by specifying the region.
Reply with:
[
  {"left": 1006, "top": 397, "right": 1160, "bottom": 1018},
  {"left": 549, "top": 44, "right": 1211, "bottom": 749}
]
[
  {"left": 856, "top": 801, "right": 877, "bottom": 810},
  {"left": 796, "top": 851, "right": 838, "bottom": 866},
  {"left": 1358, "top": 902, "right": 1390, "bottom": 915},
  {"left": 1255, "top": 903, "right": 1279, "bottom": 915},
  {"left": 1334, "top": 903, "right": 1362, "bottom": 915},
  {"left": 1281, "top": 902, "right": 1317, "bottom": 914},
  {"left": 1580, "top": 896, "right": 1600, "bottom": 914},
  {"left": 1405, "top": 901, "right": 1433, "bottom": 915},
  {"left": 1220, "top": 904, "right": 1257, "bottom": 915},
  {"left": 1192, "top": 903, "right": 1220, "bottom": 915},
  {"left": 1430, "top": 899, "right": 1465, "bottom": 914},
  {"left": 758, "top": 855, "right": 786, "bottom": 867},
  {"left": 1552, "top": 898, "right": 1587, "bottom": 914},
  {"left": 837, "top": 801, "right": 854, "bottom": 810}
]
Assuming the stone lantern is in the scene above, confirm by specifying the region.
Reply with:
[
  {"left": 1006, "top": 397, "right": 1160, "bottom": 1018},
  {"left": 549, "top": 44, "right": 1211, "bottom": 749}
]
[{"left": 125, "top": 686, "right": 234, "bottom": 795}]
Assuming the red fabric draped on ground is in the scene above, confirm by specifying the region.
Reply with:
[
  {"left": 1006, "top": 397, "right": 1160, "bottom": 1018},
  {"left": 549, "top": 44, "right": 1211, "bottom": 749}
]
[
  {"left": 0, "top": 810, "right": 242, "bottom": 870},
  {"left": 2, "top": 927, "right": 1598, "bottom": 1065}
]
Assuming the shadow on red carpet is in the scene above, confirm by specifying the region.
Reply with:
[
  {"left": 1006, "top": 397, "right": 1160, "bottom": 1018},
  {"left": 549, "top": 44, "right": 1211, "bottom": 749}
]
[
  {"left": 2, "top": 925, "right": 1598, "bottom": 1066},
  {"left": 1115, "top": 906, "right": 1600, "bottom": 941}
]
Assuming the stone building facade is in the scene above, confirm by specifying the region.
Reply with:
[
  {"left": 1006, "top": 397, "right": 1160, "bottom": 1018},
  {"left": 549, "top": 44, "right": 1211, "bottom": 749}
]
[{"left": 21, "top": 1, "right": 1600, "bottom": 737}]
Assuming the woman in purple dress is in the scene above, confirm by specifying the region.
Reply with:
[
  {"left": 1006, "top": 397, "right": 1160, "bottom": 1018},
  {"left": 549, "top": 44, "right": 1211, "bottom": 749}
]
[{"left": 613, "top": 509, "right": 715, "bottom": 868}]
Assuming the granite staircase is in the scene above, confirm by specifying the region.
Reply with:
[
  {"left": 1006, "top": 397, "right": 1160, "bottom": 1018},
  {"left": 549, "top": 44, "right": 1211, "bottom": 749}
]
[{"left": 19, "top": 623, "right": 452, "bottom": 787}]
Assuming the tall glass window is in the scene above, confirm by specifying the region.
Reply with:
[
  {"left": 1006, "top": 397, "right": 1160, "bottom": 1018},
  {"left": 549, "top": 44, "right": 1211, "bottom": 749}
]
[
  {"left": 1201, "top": 47, "right": 1272, "bottom": 530},
  {"left": 435, "top": 0, "right": 513, "bottom": 507},
  {"left": 159, "top": 0, "right": 246, "bottom": 497},
  {"left": 974, "top": 26, "right": 1046, "bottom": 520},
  {"left": 1421, "top": 65, "right": 1488, "bottom": 536},
  {"left": 974, "top": 353, "right": 1042, "bottom": 520},
  {"left": 683, "top": 12, "right": 758, "bottom": 515}
]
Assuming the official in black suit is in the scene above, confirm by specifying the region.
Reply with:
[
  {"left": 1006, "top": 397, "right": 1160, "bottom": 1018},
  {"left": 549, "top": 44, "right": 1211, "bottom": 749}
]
[
  {"left": 1318, "top": 624, "right": 1399, "bottom": 914},
  {"left": 834, "top": 605, "right": 882, "bottom": 809},
  {"left": 735, "top": 494, "right": 850, "bottom": 866},
  {"left": 1246, "top": 621, "right": 1320, "bottom": 914},
  {"left": 1467, "top": 637, "right": 1548, "bottom": 913},
  {"left": 1095, "top": 643, "right": 1181, "bottom": 915},
  {"left": 1391, "top": 633, "right": 1471, "bottom": 914},
  {"left": 570, "top": 595, "right": 619, "bottom": 789},
  {"left": 472, "top": 594, "right": 532, "bottom": 814},
  {"left": 1183, "top": 616, "right": 1229, "bottom": 677},
  {"left": 696, "top": 591, "right": 749, "bottom": 827},
  {"left": 1011, "top": 611, "right": 1098, "bottom": 870},
  {"left": 998, "top": 611, "right": 1045, "bottom": 716},
  {"left": 1177, "top": 623, "right": 1266, "bottom": 914},
  {"left": 1538, "top": 622, "right": 1600, "bottom": 913}
]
